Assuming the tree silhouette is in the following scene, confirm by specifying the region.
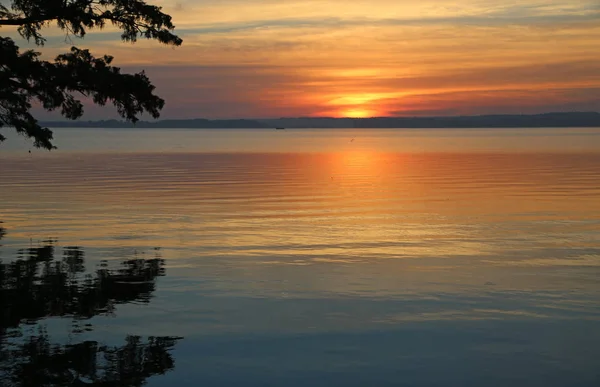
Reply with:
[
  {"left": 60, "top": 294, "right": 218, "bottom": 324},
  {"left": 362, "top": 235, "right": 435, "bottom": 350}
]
[
  {"left": 1, "top": 333, "right": 180, "bottom": 387},
  {"left": 0, "top": 240, "right": 182, "bottom": 386},
  {"left": 0, "top": 242, "right": 165, "bottom": 332},
  {"left": 0, "top": 0, "right": 182, "bottom": 149}
]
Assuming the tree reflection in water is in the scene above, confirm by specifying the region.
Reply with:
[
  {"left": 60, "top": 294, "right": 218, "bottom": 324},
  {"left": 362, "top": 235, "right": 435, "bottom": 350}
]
[
  {"left": 0, "top": 222, "right": 5, "bottom": 245},
  {"left": 0, "top": 236, "right": 181, "bottom": 387}
]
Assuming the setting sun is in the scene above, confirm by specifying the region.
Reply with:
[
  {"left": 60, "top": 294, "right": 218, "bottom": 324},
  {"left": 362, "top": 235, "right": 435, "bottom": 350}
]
[
  {"left": 342, "top": 108, "right": 374, "bottom": 118},
  {"left": 324, "top": 92, "right": 395, "bottom": 118}
]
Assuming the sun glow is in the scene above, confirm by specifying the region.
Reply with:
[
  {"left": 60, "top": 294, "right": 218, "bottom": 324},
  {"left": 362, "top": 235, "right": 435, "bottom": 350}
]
[
  {"left": 342, "top": 108, "right": 374, "bottom": 118},
  {"left": 325, "top": 92, "right": 397, "bottom": 117}
]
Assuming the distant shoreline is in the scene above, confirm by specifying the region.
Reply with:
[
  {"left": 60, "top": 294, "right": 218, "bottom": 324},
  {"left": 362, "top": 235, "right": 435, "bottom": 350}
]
[{"left": 40, "top": 112, "right": 600, "bottom": 129}]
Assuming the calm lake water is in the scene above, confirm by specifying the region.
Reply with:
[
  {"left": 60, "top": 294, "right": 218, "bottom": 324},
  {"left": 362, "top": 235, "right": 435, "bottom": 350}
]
[{"left": 1, "top": 127, "right": 600, "bottom": 386}]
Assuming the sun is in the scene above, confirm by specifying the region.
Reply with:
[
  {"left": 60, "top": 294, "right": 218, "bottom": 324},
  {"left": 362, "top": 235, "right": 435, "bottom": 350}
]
[
  {"left": 341, "top": 108, "right": 374, "bottom": 118},
  {"left": 326, "top": 92, "right": 391, "bottom": 118}
]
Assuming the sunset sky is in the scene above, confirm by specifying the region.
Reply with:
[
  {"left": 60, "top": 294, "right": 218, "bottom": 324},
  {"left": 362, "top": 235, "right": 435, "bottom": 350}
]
[{"left": 5, "top": 0, "right": 600, "bottom": 119}]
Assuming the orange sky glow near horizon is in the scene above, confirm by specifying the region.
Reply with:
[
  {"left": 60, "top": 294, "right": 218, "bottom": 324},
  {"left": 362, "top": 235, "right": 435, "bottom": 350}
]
[{"left": 2, "top": 0, "right": 600, "bottom": 119}]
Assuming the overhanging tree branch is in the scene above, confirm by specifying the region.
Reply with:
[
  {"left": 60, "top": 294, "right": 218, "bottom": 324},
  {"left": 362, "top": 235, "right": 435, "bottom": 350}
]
[{"left": 0, "top": 0, "right": 182, "bottom": 150}]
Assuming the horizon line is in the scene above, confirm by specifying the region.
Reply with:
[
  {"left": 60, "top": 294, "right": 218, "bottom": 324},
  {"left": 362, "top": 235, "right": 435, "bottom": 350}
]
[{"left": 39, "top": 111, "right": 600, "bottom": 122}]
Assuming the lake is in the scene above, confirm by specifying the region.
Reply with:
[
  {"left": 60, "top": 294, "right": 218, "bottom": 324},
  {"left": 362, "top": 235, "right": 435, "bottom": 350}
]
[{"left": 1, "top": 127, "right": 600, "bottom": 386}]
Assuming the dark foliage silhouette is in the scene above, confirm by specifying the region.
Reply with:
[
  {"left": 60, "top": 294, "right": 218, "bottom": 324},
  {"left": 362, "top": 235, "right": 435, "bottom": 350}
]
[
  {"left": 0, "top": 242, "right": 165, "bottom": 332},
  {"left": 0, "top": 0, "right": 182, "bottom": 149},
  {"left": 0, "top": 333, "right": 180, "bottom": 387},
  {"left": 0, "top": 240, "right": 182, "bottom": 386}
]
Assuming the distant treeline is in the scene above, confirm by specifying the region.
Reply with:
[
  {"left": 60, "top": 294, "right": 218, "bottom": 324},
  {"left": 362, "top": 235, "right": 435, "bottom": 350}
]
[
  {"left": 41, "top": 112, "right": 600, "bottom": 129},
  {"left": 40, "top": 118, "right": 268, "bottom": 128}
]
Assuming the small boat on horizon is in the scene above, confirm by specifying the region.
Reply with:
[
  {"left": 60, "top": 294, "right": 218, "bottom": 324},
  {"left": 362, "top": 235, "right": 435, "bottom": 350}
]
[{"left": 275, "top": 127, "right": 285, "bottom": 130}]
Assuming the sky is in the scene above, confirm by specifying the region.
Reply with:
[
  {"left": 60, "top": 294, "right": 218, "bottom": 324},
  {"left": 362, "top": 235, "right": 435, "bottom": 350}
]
[{"left": 3, "top": 0, "right": 600, "bottom": 119}]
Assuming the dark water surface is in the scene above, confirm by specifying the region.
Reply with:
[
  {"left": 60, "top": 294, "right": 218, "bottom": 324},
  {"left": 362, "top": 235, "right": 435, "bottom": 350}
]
[{"left": 1, "top": 128, "right": 600, "bottom": 386}]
